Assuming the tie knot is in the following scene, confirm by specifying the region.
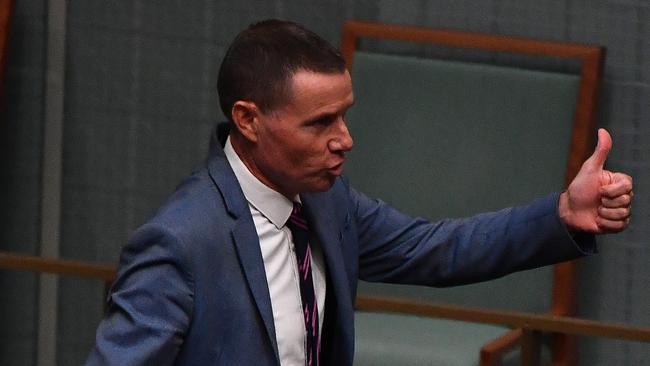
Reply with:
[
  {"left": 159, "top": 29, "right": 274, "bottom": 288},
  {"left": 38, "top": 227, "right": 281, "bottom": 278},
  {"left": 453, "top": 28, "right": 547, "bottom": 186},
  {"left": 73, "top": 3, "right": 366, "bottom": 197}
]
[
  {"left": 288, "top": 202, "right": 308, "bottom": 231},
  {"left": 292, "top": 202, "right": 303, "bottom": 215}
]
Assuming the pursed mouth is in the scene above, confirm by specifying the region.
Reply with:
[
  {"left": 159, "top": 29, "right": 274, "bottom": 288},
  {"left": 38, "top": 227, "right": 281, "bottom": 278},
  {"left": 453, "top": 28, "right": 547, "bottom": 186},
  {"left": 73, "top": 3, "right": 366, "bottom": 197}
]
[{"left": 329, "top": 162, "right": 345, "bottom": 175}]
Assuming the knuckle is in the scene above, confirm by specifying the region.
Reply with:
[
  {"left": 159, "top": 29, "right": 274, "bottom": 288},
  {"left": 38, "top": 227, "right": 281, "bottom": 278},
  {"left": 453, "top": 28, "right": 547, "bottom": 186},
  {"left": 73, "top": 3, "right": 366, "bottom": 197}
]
[{"left": 624, "top": 195, "right": 632, "bottom": 205}]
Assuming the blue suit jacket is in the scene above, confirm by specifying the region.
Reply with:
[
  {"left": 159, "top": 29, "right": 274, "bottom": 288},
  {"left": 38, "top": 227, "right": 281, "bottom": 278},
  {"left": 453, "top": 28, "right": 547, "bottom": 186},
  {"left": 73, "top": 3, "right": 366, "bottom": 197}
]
[{"left": 87, "top": 129, "right": 594, "bottom": 365}]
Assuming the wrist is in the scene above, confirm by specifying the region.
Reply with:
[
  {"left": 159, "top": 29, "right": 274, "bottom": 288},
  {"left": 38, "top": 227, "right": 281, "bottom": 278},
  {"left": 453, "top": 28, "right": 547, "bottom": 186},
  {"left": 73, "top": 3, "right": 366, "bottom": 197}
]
[{"left": 558, "top": 191, "right": 576, "bottom": 232}]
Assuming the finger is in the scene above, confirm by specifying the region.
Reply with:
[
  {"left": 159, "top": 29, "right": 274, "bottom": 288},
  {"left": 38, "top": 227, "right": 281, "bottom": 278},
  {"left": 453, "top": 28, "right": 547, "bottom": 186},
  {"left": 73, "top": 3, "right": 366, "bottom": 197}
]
[
  {"left": 612, "top": 171, "right": 634, "bottom": 186},
  {"left": 600, "top": 181, "right": 633, "bottom": 198},
  {"left": 601, "top": 194, "right": 632, "bottom": 208},
  {"left": 585, "top": 128, "right": 612, "bottom": 169},
  {"left": 596, "top": 216, "right": 630, "bottom": 233},
  {"left": 598, "top": 206, "right": 631, "bottom": 220}
]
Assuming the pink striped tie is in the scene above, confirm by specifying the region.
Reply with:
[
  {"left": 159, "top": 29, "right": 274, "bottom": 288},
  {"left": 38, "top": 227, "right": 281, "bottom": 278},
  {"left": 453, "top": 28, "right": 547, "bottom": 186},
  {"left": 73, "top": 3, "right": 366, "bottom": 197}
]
[{"left": 286, "top": 202, "right": 319, "bottom": 366}]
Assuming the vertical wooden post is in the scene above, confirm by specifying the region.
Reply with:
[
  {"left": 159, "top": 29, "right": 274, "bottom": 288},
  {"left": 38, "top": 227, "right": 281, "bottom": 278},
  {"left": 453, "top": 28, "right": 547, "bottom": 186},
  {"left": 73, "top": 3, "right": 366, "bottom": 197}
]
[{"left": 521, "top": 330, "right": 541, "bottom": 366}]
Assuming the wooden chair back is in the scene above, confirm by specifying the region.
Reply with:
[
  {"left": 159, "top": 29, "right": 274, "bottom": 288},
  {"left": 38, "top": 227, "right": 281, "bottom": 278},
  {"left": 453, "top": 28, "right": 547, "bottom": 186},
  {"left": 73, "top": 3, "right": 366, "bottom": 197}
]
[{"left": 341, "top": 20, "right": 603, "bottom": 365}]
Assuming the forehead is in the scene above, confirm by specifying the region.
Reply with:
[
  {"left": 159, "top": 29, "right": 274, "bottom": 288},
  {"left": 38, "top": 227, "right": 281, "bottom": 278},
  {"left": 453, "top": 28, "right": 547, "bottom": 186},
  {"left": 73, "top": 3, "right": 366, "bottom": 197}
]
[{"left": 283, "top": 70, "right": 354, "bottom": 114}]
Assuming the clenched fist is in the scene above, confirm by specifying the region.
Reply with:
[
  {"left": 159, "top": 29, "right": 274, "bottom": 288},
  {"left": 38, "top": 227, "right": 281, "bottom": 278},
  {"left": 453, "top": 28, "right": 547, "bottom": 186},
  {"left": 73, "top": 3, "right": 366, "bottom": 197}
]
[{"left": 559, "top": 129, "right": 633, "bottom": 234}]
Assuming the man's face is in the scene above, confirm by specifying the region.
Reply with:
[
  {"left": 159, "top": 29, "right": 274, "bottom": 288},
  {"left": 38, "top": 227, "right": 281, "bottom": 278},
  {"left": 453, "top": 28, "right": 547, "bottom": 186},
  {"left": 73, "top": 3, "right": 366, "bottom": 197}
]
[{"left": 250, "top": 70, "right": 354, "bottom": 198}]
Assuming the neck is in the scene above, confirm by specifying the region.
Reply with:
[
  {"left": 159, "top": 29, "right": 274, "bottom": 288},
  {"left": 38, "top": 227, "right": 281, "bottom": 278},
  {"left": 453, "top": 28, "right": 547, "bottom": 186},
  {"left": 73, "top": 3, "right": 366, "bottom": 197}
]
[{"left": 229, "top": 132, "right": 296, "bottom": 200}]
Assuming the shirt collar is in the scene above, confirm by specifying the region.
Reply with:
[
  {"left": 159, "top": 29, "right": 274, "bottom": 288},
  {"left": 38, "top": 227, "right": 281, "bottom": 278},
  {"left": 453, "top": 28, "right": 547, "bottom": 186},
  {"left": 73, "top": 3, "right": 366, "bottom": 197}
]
[{"left": 224, "top": 136, "right": 296, "bottom": 229}]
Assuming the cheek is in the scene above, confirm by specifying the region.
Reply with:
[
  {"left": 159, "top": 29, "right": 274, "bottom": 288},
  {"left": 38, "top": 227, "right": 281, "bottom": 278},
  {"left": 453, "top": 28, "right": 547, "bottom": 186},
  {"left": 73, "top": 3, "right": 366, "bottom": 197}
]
[
  {"left": 294, "top": 144, "right": 329, "bottom": 169},
  {"left": 260, "top": 141, "right": 309, "bottom": 175},
  {"left": 262, "top": 129, "right": 330, "bottom": 173},
  {"left": 281, "top": 138, "right": 326, "bottom": 164}
]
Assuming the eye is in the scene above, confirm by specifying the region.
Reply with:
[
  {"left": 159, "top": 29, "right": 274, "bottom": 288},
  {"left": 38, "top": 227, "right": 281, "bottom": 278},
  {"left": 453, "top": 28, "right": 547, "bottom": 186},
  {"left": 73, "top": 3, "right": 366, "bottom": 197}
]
[
  {"left": 317, "top": 117, "right": 333, "bottom": 125},
  {"left": 309, "top": 116, "right": 335, "bottom": 126}
]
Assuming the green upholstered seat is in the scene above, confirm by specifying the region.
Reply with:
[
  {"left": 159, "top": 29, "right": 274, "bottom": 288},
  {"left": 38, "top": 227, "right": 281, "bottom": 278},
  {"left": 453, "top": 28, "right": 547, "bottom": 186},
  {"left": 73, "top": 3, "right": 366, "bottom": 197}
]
[
  {"left": 347, "top": 51, "right": 580, "bottom": 364},
  {"left": 354, "top": 313, "right": 524, "bottom": 366}
]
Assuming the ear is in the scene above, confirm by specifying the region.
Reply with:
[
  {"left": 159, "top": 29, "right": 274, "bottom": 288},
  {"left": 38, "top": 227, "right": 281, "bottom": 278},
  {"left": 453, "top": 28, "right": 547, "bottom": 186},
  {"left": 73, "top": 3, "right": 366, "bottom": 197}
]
[{"left": 231, "top": 101, "right": 261, "bottom": 143}]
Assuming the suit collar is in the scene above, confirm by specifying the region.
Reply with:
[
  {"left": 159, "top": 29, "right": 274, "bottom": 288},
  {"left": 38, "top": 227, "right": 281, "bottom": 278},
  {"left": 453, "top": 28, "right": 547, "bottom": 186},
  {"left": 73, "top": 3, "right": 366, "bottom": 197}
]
[{"left": 206, "top": 124, "right": 250, "bottom": 219}]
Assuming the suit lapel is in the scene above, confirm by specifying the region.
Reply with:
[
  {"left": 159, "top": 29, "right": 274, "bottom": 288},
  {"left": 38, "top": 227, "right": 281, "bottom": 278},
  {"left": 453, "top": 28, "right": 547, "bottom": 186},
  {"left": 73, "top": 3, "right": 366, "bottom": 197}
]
[
  {"left": 206, "top": 135, "right": 280, "bottom": 364},
  {"left": 302, "top": 194, "right": 352, "bottom": 305},
  {"left": 302, "top": 192, "right": 355, "bottom": 365},
  {"left": 231, "top": 218, "right": 280, "bottom": 362}
]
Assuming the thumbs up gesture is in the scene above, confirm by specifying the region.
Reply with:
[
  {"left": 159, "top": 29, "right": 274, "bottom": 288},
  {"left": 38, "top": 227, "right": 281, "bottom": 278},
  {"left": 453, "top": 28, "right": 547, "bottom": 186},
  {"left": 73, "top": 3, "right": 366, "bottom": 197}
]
[{"left": 559, "top": 129, "right": 633, "bottom": 234}]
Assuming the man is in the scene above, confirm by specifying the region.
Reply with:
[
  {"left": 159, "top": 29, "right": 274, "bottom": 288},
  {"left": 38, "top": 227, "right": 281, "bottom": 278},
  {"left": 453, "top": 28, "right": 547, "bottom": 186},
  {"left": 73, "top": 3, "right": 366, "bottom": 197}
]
[{"left": 87, "top": 20, "right": 633, "bottom": 365}]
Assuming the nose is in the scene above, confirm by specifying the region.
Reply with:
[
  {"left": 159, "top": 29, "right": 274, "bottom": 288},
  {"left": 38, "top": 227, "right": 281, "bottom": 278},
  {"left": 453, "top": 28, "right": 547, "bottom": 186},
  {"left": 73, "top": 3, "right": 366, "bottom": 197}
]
[{"left": 328, "top": 118, "right": 354, "bottom": 153}]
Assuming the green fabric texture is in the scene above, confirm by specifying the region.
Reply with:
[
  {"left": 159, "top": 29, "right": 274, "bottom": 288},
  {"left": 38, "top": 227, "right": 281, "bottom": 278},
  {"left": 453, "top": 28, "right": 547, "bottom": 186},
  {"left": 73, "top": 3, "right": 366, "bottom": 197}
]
[
  {"left": 346, "top": 51, "right": 580, "bottom": 312},
  {"left": 347, "top": 51, "right": 580, "bottom": 365},
  {"left": 354, "top": 312, "right": 534, "bottom": 366}
]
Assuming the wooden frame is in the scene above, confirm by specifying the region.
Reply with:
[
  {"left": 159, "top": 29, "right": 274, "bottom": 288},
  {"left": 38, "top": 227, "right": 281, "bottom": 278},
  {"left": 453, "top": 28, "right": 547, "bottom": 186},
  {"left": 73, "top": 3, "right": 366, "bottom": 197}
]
[
  {"left": 1, "top": 251, "right": 649, "bottom": 366},
  {"left": 0, "top": 251, "right": 116, "bottom": 282},
  {"left": 0, "top": 0, "right": 12, "bottom": 103},
  {"left": 341, "top": 20, "right": 604, "bottom": 366},
  {"left": 355, "top": 296, "right": 650, "bottom": 343},
  {"left": 0, "top": 251, "right": 116, "bottom": 308},
  {"left": 356, "top": 296, "right": 650, "bottom": 366}
]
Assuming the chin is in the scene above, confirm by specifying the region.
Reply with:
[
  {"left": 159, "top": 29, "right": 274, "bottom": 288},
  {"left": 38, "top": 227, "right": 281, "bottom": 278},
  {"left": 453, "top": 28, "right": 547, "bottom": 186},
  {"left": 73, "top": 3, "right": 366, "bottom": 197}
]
[{"left": 305, "top": 177, "right": 338, "bottom": 193}]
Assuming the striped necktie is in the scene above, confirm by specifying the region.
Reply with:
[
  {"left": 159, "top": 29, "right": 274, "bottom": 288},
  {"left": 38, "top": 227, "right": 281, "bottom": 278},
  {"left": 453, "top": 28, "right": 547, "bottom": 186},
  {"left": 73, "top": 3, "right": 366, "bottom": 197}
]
[{"left": 286, "top": 202, "right": 320, "bottom": 366}]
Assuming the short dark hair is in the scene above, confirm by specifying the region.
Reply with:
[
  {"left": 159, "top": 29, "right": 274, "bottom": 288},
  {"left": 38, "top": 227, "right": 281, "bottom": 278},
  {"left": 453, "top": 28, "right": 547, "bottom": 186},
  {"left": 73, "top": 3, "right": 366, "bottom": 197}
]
[{"left": 217, "top": 19, "right": 346, "bottom": 120}]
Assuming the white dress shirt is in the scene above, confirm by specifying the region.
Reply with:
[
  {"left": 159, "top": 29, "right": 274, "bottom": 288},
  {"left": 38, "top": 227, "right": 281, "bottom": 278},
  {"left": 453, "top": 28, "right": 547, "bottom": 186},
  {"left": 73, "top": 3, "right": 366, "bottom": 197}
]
[{"left": 224, "top": 137, "right": 327, "bottom": 366}]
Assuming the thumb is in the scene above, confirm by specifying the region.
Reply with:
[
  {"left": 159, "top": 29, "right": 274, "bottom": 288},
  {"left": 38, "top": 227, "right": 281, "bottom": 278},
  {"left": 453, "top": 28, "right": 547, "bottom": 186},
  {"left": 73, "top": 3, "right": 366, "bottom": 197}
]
[{"left": 586, "top": 128, "right": 612, "bottom": 169}]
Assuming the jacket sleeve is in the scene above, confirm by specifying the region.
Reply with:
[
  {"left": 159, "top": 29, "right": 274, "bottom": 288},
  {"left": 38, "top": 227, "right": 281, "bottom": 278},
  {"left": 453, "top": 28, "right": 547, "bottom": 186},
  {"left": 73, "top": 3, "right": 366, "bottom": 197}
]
[
  {"left": 350, "top": 187, "right": 596, "bottom": 287},
  {"left": 85, "top": 224, "right": 195, "bottom": 366}
]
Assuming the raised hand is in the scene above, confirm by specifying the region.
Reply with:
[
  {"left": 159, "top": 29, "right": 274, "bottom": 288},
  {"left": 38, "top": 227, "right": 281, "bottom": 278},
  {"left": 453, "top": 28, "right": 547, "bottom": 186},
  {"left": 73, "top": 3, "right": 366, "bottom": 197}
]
[{"left": 558, "top": 128, "right": 633, "bottom": 234}]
